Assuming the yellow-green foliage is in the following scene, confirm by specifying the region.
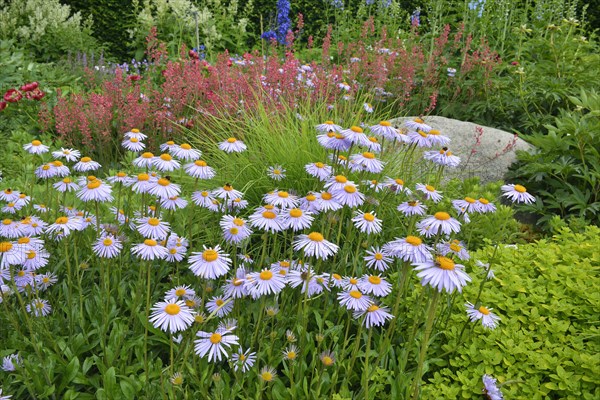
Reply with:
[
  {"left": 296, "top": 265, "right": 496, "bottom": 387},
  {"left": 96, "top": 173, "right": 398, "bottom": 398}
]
[{"left": 423, "top": 226, "right": 600, "bottom": 399}]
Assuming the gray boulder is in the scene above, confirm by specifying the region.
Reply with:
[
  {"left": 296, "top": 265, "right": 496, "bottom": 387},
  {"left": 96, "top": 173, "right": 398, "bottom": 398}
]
[{"left": 389, "top": 116, "right": 535, "bottom": 184}]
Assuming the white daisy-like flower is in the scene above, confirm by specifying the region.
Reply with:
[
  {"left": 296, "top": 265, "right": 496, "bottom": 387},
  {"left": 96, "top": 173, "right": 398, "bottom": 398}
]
[
  {"left": 160, "top": 140, "right": 178, "bottom": 152},
  {"left": 0, "top": 241, "right": 26, "bottom": 268},
  {"left": 248, "top": 205, "right": 284, "bottom": 233},
  {"left": 327, "top": 132, "right": 353, "bottom": 151},
  {"left": 192, "top": 190, "right": 216, "bottom": 208},
  {"left": 405, "top": 117, "right": 432, "bottom": 132},
  {"left": 122, "top": 136, "right": 146, "bottom": 152},
  {"left": 337, "top": 289, "right": 372, "bottom": 311},
  {"left": 267, "top": 165, "right": 286, "bottom": 181},
  {"left": 33, "top": 203, "right": 49, "bottom": 213},
  {"left": 247, "top": 268, "right": 286, "bottom": 298},
  {"left": 52, "top": 148, "right": 81, "bottom": 162},
  {"left": 127, "top": 173, "right": 155, "bottom": 194},
  {"left": 23, "top": 140, "right": 49, "bottom": 155},
  {"left": 501, "top": 184, "right": 535, "bottom": 204},
  {"left": 22, "top": 247, "right": 50, "bottom": 270},
  {"left": 188, "top": 246, "right": 231, "bottom": 279},
  {"left": 206, "top": 296, "right": 233, "bottom": 317},
  {"left": 413, "top": 256, "right": 471, "bottom": 293},
  {"left": 161, "top": 196, "right": 188, "bottom": 211},
  {"left": 316, "top": 120, "right": 343, "bottom": 133},
  {"left": 397, "top": 200, "right": 427, "bottom": 216},
  {"left": 34, "top": 163, "right": 54, "bottom": 179},
  {"left": 363, "top": 103, "right": 374, "bottom": 113},
  {"left": 45, "top": 216, "right": 83, "bottom": 236},
  {"left": 131, "top": 239, "right": 169, "bottom": 260},
  {"left": 132, "top": 152, "right": 156, "bottom": 168},
  {"left": 417, "top": 212, "right": 461, "bottom": 237},
  {"left": 350, "top": 152, "right": 385, "bottom": 173},
  {"left": 1, "top": 354, "right": 21, "bottom": 372},
  {"left": 293, "top": 232, "right": 339, "bottom": 260},
  {"left": 475, "top": 197, "right": 497, "bottom": 213},
  {"left": 148, "top": 177, "right": 181, "bottom": 200},
  {"left": 408, "top": 129, "right": 433, "bottom": 147},
  {"left": 282, "top": 344, "right": 300, "bottom": 362},
  {"left": 332, "top": 184, "right": 365, "bottom": 208},
  {"left": 317, "top": 191, "right": 342, "bottom": 212},
  {"left": 351, "top": 211, "right": 382, "bottom": 234},
  {"left": 212, "top": 184, "right": 244, "bottom": 201},
  {"left": 194, "top": 327, "right": 239, "bottom": 362},
  {"left": 92, "top": 234, "right": 122, "bottom": 258},
  {"left": 77, "top": 178, "right": 114, "bottom": 202},
  {"left": 366, "top": 136, "right": 382, "bottom": 153},
  {"left": 437, "top": 239, "right": 470, "bottom": 260},
  {"left": 363, "top": 179, "right": 386, "bottom": 193},
  {"left": 222, "top": 267, "right": 249, "bottom": 299},
  {"left": 341, "top": 125, "right": 371, "bottom": 147},
  {"left": 263, "top": 190, "right": 299, "bottom": 209},
  {"left": 105, "top": 171, "right": 129, "bottom": 184},
  {"left": 26, "top": 298, "right": 52, "bottom": 316},
  {"left": 171, "top": 143, "right": 201, "bottom": 161},
  {"left": 369, "top": 121, "right": 398, "bottom": 140},
  {"left": 298, "top": 192, "right": 320, "bottom": 214},
  {"left": 452, "top": 197, "right": 480, "bottom": 215},
  {"left": 220, "top": 216, "right": 253, "bottom": 244},
  {"left": 465, "top": 302, "right": 501, "bottom": 329},
  {"left": 230, "top": 348, "right": 255, "bottom": 373},
  {"left": 219, "top": 137, "right": 247, "bottom": 153},
  {"left": 282, "top": 208, "right": 314, "bottom": 231},
  {"left": 153, "top": 153, "right": 181, "bottom": 172},
  {"left": 73, "top": 156, "right": 101, "bottom": 172},
  {"left": 165, "top": 242, "right": 187, "bottom": 262},
  {"left": 358, "top": 274, "right": 392, "bottom": 297},
  {"left": 482, "top": 374, "right": 504, "bottom": 400},
  {"left": 364, "top": 247, "right": 392, "bottom": 271},
  {"left": 149, "top": 298, "right": 195, "bottom": 333},
  {"left": 424, "top": 148, "right": 460, "bottom": 167},
  {"left": 136, "top": 217, "right": 170, "bottom": 240},
  {"left": 125, "top": 128, "right": 148, "bottom": 140},
  {"left": 353, "top": 304, "right": 394, "bottom": 328},
  {"left": 185, "top": 160, "right": 216, "bottom": 179},
  {"left": 1, "top": 202, "right": 20, "bottom": 214},
  {"left": 415, "top": 183, "right": 443, "bottom": 203},
  {"left": 383, "top": 236, "right": 433, "bottom": 263},
  {"left": 425, "top": 129, "right": 451, "bottom": 147},
  {"left": 0, "top": 189, "right": 20, "bottom": 202},
  {"left": 338, "top": 82, "right": 351, "bottom": 91}
]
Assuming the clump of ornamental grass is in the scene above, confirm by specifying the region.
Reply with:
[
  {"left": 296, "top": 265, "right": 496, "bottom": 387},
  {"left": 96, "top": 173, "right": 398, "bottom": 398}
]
[{"left": 0, "top": 105, "right": 531, "bottom": 399}]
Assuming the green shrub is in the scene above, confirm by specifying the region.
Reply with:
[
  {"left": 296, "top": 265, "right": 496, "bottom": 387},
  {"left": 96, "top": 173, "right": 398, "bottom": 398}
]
[
  {"left": 507, "top": 88, "right": 600, "bottom": 230},
  {"left": 422, "top": 225, "right": 600, "bottom": 399}
]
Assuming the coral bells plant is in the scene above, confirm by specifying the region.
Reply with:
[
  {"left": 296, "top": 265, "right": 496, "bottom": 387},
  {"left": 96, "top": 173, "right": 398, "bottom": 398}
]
[{"left": 0, "top": 106, "right": 533, "bottom": 398}]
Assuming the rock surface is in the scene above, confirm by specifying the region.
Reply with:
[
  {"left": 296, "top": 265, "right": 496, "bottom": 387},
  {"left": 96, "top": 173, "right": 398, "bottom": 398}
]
[{"left": 390, "top": 116, "right": 535, "bottom": 184}]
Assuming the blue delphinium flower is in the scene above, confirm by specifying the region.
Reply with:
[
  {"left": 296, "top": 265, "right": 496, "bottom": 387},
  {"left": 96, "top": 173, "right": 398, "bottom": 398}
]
[
  {"left": 411, "top": 8, "right": 420, "bottom": 26},
  {"left": 276, "top": 0, "right": 291, "bottom": 45},
  {"left": 468, "top": 0, "right": 486, "bottom": 17},
  {"left": 329, "top": 0, "right": 344, "bottom": 10},
  {"left": 261, "top": 30, "right": 277, "bottom": 42}
]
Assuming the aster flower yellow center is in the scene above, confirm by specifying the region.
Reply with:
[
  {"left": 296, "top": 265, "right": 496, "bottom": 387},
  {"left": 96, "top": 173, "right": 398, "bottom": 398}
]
[
  {"left": 116, "top": 172, "right": 127, "bottom": 178},
  {"left": 308, "top": 232, "right": 324, "bottom": 242},
  {"left": 232, "top": 218, "right": 244, "bottom": 227},
  {"left": 7, "top": 202, "right": 14, "bottom": 207},
  {"left": 227, "top": 138, "right": 237, "bottom": 143},
  {"left": 166, "top": 140, "right": 175, "bottom": 146},
  {"left": 338, "top": 155, "right": 347, "bottom": 161},
  {"left": 233, "top": 278, "right": 244, "bottom": 286},
  {"left": 103, "top": 238, "right": 113, "bottom": 246},
  {"left": 130, "top": 137, "right": 139, "bottom": 143},
  {"left": 229, "top": 227, "right": 239, "bottom": 234},
  {"left": 200, "top": 191, "right": 209, "bottom": 197},
  {"left": 87, "top": 180, "right": 101, "bottom": 189},
  {"left": 327, "top": 132, "right": 336, "bottom": 138},
  {"left": 138, "top": 173, "right": 150, "bottom": 181},
  {"left": 289, "top": 208, "right": 303, "bottom": 218},
  {"left": 261, "top": 371, "right": 273, "bottom": 381},
  {"left": 273, "top": 169, "right": 281, "bottom": 175},
  {"left": 418, "top": 130, "right": 428, "bottom": 137},
  {"left": 331, "top": 274, "right": 341, "bottom": 281},
  {"left": 165, "top": 304, "right": 181, "bottom": 315},
  {"left": 260, "top": 270, "right": 273, "bottom": 280},
  {"left": 362, "top": 152, "right": 375, "bottom": 159},
  {"left": 42, "top": 277, "right": 50, "bottom": 283},
  {"left": 434, "top": 212, "right": 451, "bottom": 221},
  {"left": 216, "top": 299, "right": 224, "bottom": 306},
  {"left": 429, "top": 129, "right": 440, "bottom": 135},
  {"left": 314, "top": 162, "right": 325, "bottom": 168},
  {"left": 160, "top": 154, "right": 172, "bottom": 161},
  {"left": 279, "top": 261, "right": 290, "bottom": 268},
  {"left": 18, "top": 237, "right": 30, "bottom": 244},
  {"left": 406, "top": 236, "right": 422, "bottom": 246},
  {"left": 180, "top": 144, "right": 192, "bottom": 150},
  {"left": 425, "top": 185, "right": 436, "bottom": 192},
  {"left": 380, "top": 121, "right": 391, "bottom": 126},
  {"left": 144, "top": 239, "right": 157, "bottom": 246},
  {"left": 170, "top": 248, "right": 177, "bottom": 254},
  {"left": 368, "top": 275, "right": 381, "bottom": 284},
  {"left": 479, "top": 198, "right": 490, "bottom": 204},
  {"left": 363, "top": 213, "right": 375, "bottom": 222},
  {"left": 321, "top": 192, "right": 332, "bottom": 200},
  {"left": 203, "top": 249, "right": 218, "bottom": 262},
  {"left": 325, "top": 120, "right": 334, "bottom": 124},
  {"left": 148, "top": 218, "right": 160, "bottom": 226},
  {"left": 223, "top": 185, "right": 233, "bottom": 191},
  {"left": 465, "top": 197, "right": 476, "bottom": 203},
  {"left": 373, "top": 252, "right": 384, "bottom": 261},
  {"left": 306, "top": 194, "right": 316, "bottom": 202},
  {"left": 437, "top": 256, "right": 455, "bottom": 270},
  {"left": 195, "top": 315, "right": 205, "bottom": 323},
  {"left": 158, "top": 178, "right": 171, "bottom": 186},
  {"left": 367, "top": 304, "right": 380, "bottom": 312},
  {"left": 42, "top": 165, "right": 50, "bottom": 171},
  {"left": 2, "top": 219, "right": 12, "bottom": 225},
  {"left": 265, "top": 204, "right": 275, "bottom": 210},
  {"left": 194, "top": 160, "right": 207, "bottom": 167},
  {"left": 344, "top": 185, "right": 356, "bottom": 194},
  {"left": 278, "top": 191, "right": 289, "bottom": 198},
  {"left": 322, "top": 356, "right": 334, "bottom": 366},
  {"left": 140, "top": 153, "right": 153, "bottom": 160},
  {"left": 478, "top": 306, "right": 490, "bottom": 315},
  {"left": 334, "top": 133, "right": 344, "bottom": 140},
  {"left": 368, "top": 136, "right": 378, "bottom": 143},
  {"left": 0, "top": 242, "right": 13, "bottom": 252},
  {"left": 287, "top": 351, "right": 297, "bottom": 359},
  {"left": 131, "top": 129, "right": 140, "bottom": 133},
  {"left": 447, "top": 151, "right": 453, "bottom": 156},
  {"left": 55, "top": 216, "right": 69, "bottom": 224},
  {"left": 335, "top": 175, "right": 347, "bottom": 183},
  {"left": 172, "top": 375, "right": 183, "bottom": 385},
  {"left": 450, "top": 243, "right": 462, "bottom": 252},
  {"left": 35, "top": 301, "right": 44, "bottom": 309},
  {"left": 210, "top": 333, "right": 222, "bottom": 344},
  {"left": 262, "top": 211, "right": 276, "bottom": 219},
  {"left": 350, "top": 126, "right": 363, "bottom": 133},
  {"left": 81, "top": 157, "right": 92, "bottom": 163},
  {"left": 514, "top": 185, "right": 527, "bottom": 193},
  {"left": 18, "top": 270, "right": 26, "bottom": 277},
  {"left": 32, "top": 140, "right": 42, "bottom": 146},
  {"left": 414, "top": 118, "right": 424, "bottom": 123}
]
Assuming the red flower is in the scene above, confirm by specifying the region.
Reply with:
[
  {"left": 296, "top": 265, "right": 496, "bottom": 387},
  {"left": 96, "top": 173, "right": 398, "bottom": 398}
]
[
  {"left": 20, "top": 82, "right": 39, "bottom": 92},
  {"left": 227, "top": 59, "right": 233, "bottom": 67},
  {"left": 129, "top": 75, "right": 142, "bottom": 82},
  {"left": 0, "top": 101, "right": 7, "bottom": 111},
  {"left": 189, "top": 50, "right": 199, "bottom": 60},
  {"left": 4, "top": 89, "right": 22, "bottom": 103},
  {"left": 31, "top": 88, "right": 46, "bottom": 101},
  {"left": 511, "top": 61, "right": 519, "bottom": 66}
]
